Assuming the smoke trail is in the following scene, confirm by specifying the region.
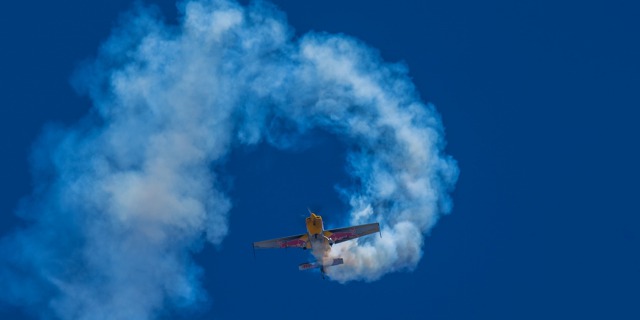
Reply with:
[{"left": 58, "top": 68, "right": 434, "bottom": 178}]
[{"left": 0, "top": 0, "right": 458, "bottom": 318}]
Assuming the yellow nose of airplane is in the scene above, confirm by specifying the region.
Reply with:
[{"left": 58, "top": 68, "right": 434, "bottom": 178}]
[{"left": 305, "top": 212, "right": 323, "bottom": 235}]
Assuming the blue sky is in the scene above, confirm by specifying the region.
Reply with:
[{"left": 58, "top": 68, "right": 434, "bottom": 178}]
[{"left": 1, "top": 0, "right": 639, "bottom": 319}]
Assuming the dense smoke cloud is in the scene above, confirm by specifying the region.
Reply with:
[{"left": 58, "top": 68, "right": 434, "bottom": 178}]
[{"left": 0, "top": 0, "right": 458, "bottom": 318}]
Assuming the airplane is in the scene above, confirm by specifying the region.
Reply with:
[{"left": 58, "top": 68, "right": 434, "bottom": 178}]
[{"left": 252, "top": 211, "right": 380, "bottom": 278}]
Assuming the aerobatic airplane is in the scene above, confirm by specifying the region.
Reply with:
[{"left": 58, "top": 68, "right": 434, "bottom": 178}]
[{"left": 253, "top": 212, "right": 380, "bottom": 277}]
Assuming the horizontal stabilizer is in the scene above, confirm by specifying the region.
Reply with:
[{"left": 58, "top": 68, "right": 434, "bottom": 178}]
[
  {"left": 298, "top": 261, "right": 320, "bottom": 271},
  {"left": 298, "top": 258, "right": 344, "bottom": 271},
  {"left": 330, "top": 258, "right": 344, "bottom": 266}
]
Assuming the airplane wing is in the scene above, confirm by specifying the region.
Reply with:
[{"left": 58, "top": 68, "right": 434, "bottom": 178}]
[
  {"left": 324, "top": 222, "right": 380, "bottom": 244},
  {"left": 253, "top": 233, "right": 309, "bottom": 249}
]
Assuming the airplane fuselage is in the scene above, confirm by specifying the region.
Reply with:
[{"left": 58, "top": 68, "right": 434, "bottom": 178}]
[{"left": 305, "top": 213, "right": 332, "bottom": 258}]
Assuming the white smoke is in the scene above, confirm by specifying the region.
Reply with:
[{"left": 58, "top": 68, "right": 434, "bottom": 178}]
[{"left": 0, "top": 0, "right": 458, "bottom": 318}]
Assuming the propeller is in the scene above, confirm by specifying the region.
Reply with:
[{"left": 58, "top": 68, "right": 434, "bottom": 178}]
[{"left": 306, "top": 204, "right": 324, "bottom": 215}]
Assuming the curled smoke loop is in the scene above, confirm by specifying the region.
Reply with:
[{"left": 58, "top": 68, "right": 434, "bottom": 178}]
[{"left": 0, "top": 0, "right": 458, "bottom": 318}]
